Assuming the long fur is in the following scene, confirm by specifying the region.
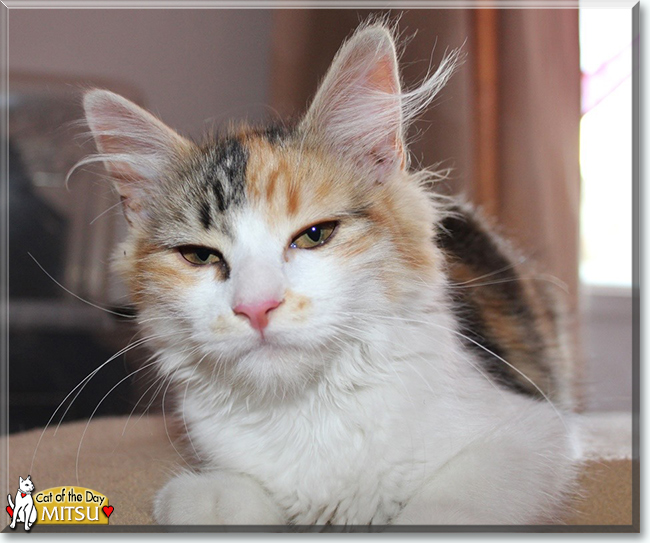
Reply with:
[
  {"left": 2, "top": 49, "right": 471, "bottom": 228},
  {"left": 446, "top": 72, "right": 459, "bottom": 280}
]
[{"left": 81, "top": 22, "right": 579, "bottom": 527}]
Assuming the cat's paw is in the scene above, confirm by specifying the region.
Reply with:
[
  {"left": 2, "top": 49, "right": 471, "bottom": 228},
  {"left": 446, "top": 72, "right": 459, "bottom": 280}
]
[{"left": 153, "top": 470, "right": 285, "bottom": 525}]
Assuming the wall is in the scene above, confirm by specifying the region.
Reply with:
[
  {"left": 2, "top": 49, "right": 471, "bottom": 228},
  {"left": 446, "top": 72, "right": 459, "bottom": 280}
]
[
  {"left": 581, "top": 288, "right": 633, "bottom": 412},
  {"left": 9, "top": 9, "right": 274, "bottom": 135},
  {"left": 7, "top": 9, "right": 275, "bottom": 430}
]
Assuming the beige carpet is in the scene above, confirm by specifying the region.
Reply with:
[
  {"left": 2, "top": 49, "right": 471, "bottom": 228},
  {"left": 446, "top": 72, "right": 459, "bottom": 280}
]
[{"left": 2, "top": 412, "right": 635, "bottom": 529}]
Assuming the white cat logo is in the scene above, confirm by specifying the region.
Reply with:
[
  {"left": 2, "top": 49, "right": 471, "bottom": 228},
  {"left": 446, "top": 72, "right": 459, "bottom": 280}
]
[{"left": 7, "top": 475, "right": 37, "bottom": 531}]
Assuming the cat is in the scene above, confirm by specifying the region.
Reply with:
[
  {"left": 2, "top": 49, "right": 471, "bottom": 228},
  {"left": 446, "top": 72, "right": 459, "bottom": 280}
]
[
  {"left": 8, "top": 475, "right": 37, "bottom": 531},
  {"left": 80, "top": 22, "right": 579, "bottom": 526}
]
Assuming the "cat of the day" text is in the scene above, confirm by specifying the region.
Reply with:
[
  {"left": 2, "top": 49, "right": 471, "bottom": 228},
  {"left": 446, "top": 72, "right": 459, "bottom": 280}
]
[{"left": 33, "top": 486, "right": 110, "bottom": 525}]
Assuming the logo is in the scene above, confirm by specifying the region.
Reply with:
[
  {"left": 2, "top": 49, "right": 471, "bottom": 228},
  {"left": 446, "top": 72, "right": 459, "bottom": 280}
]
[
  {"left": 7, "top": 476, "right": 114, "bottom": 529},
  {"left": 7, "top": 475, "right": 37, "bottom": 531}
]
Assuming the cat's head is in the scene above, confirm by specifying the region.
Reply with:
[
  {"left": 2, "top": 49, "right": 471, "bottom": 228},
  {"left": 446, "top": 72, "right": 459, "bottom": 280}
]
[
  {"left": 82, "top": 23, "right": 459, "bottom": 398},
  {"left": 19, "top": 476, "right": 34, "bottom": 493}
]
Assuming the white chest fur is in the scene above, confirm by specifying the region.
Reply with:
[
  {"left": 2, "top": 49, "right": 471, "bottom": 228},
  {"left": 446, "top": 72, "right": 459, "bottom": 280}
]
[{"left": 178, "top": 327, "right": 577, "bottom": 526}]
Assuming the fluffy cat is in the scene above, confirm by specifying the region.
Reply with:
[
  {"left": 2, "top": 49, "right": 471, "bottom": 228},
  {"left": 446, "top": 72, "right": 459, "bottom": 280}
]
[{"left": 81, "top": 23, "right": 579, "bottom": 526}]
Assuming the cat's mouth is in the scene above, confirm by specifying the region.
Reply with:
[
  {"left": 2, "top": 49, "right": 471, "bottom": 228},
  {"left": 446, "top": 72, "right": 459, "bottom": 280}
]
[
  {"left": 237, "top": 330, "right": 309, "bottom": 358},
  {"left": 205, "top": 315, "right": 333, "bottom": 359},
  {"left": 250, "top": 332, "right": 285, "bottom": 350}
]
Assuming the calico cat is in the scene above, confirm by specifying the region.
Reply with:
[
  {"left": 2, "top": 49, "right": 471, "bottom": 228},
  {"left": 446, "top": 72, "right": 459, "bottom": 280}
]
[{"left": 81, "top": 23, "right": 578, "bottom": 526}]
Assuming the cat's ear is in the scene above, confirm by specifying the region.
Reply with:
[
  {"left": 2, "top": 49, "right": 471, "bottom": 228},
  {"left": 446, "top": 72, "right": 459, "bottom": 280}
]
[
  {"left": 82, "top": 89, "right": 195, "bottom": 225},
  {"left": 300, "top": 24, "right": 405, "bottom": 182},
  {"left": 301, "top": 23, "right": 461, "bottom": 184},
  {"left": 19, "top": 476, "right": 23, "bottom": 483}
]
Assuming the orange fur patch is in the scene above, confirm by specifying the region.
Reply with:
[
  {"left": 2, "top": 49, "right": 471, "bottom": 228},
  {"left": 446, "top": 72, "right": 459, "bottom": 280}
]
[
  {"left": 283, "top": 289, "right": 312, "bottom": 316},
  {"left": 126, "top": 241, "right": 198, "bottom": 308},
  {"left": 244, "top": 136, "right": 361, "bottom": 227},
  {"left": 211, "top": 314, "right": 231, "bottom": 335},
  {"left": 242, "top": 132, "right": 440, "bottom": 304}
]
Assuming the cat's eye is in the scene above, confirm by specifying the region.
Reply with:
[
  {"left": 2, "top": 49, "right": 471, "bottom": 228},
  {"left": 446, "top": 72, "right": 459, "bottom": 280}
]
[
  {"left": 178, "top": 246, "right": 222, "bottom": 265},
  {"left": 291, "top": 221, "right": 338, "bottom": 249}
]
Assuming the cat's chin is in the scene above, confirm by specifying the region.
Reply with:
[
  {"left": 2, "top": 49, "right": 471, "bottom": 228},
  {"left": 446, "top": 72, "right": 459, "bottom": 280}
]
[
  {"left": 225, "top": 326, "right": 333, "bottom": 356},
  {"left": 220, "top": 335, "right": 336, "bottom": 397},
  {"left": 239, "top": 335, "right": 323, "bottom": 363}
]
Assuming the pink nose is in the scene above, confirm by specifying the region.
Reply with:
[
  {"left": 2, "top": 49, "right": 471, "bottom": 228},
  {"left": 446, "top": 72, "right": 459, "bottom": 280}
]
[{"left": 233, "top": 299, "right": 282, "bottom": 331}]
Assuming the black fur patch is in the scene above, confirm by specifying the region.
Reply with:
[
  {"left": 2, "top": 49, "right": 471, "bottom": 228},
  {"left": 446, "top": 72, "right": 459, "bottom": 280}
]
[
  {"left": 204, "top": 137, "right": 248, "bottom": 213},
  {"left": 438, "top": 211, "right": 516, "bottom": 283},
  {"left": 439, "top": 205, "right": 547, "bottom": 398},
  {"left": 199, "top": 200, "right": 212, "bottom": 229},
  {"left": 258, "top": 123, "right": 294, "bottom": 144},
  {"left": 448, "top": 288, "right": 535, "bottom": 396}
]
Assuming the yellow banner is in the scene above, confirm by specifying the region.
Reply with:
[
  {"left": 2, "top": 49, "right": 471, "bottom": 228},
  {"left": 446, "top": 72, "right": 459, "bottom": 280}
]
[{"left": 33, "top": 487, "right": 111, "bottom": 525}]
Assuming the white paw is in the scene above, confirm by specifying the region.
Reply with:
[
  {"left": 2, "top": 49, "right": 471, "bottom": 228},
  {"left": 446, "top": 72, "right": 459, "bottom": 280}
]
[{"left": 153, "top": 470, "right": 285, "bottom": 525}]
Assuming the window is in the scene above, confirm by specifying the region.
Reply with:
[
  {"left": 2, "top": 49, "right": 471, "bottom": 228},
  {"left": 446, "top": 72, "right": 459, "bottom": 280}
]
[{"left": 579, "top": 9, "right": 633, "bottom": 288}]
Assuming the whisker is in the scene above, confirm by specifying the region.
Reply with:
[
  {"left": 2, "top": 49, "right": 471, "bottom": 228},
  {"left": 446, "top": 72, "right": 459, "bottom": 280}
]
[
  {"left": 330, "top": 309, "right": 532, "bottom": 404},
  {"left": 54, "top": 334, "right": 154, "bottom": 434},
  {"left": 438, "top": 275, "right": 569, "bottom": 294},
  {"left": 181, "top": 357, "right": 207, "bottom": 461},
  {"left": 30, "top": 332, "right": 174, "bottom": 474},
  {"left": 120, "top": 351, "right": 168, "bottom": 436},
  {"left": 75, "top": 359, "right": 160, "bottom": 484},
  {"left": 161, "top": 364, "right": 197, "bottom": 470},
  {"left": 209, "top": 352, "right": 226, "bottom": 388},
  {"left": 358, "top": 312, "right": 568, "bottom": 431},
  {"left": 27, "top": 252, "right": 135, "bottom": 319},
  {"left": 53, "top": 331, "right": 189, "bottom": 435},
  {"left": 122, "top": 371, "right": 163, "bottom": 431},
  {"left": 112, "top": 344, "right": 203, "bottom": 457},
  {"left": 89, "top": 198, "right": 124, "bottom": 225},
  {"left": 133, "top": 371, "right": 170, "bottom": 428},
  {"left": 445, "top": 259, "right": 526, "bottom": 287}
]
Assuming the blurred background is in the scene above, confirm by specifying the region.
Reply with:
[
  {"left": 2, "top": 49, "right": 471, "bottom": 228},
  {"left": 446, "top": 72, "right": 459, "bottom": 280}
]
[{"left": 6, "top": 7, "right": 635, "bottom": 432}]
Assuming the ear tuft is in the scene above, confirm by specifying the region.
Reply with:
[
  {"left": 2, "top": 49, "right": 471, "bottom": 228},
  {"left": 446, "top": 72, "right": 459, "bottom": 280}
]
[
  {"left": 301, "top": 22, "right": 462, "bottom": 183},
  {"left": 301, "top": 24, "right": 403, "bottom": 181}
]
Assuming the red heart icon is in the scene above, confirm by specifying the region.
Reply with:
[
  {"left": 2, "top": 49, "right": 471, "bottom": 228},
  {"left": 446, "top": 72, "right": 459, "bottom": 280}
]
[{"left": 102, "top": 505, "right": 114, "bottom": 518}]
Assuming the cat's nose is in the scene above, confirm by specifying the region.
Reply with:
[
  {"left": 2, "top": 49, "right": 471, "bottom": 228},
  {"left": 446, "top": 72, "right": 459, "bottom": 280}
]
[{"left": 233, "top": 299, "right": 282, "bottom": 331}]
